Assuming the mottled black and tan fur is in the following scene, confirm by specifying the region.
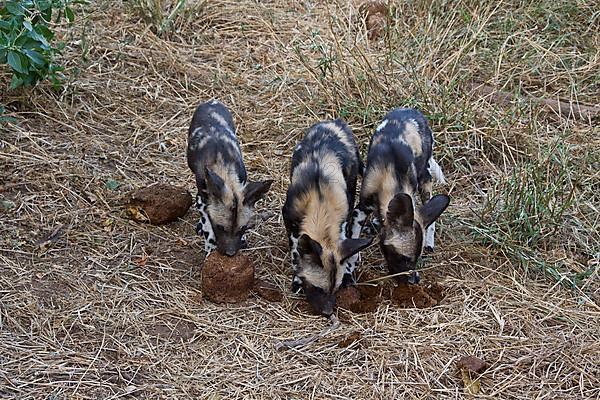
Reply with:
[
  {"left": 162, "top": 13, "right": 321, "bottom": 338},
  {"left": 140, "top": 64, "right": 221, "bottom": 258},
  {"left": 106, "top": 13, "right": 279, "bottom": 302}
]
[
  {"left": 350, "top": 108, "right": 449, "bottom": 283},
  {"left": 282, "top": 119, "right": 372, "bottom": 315},
  {"left": 187, "top": 100, "right": 272, "bottom": 256}
]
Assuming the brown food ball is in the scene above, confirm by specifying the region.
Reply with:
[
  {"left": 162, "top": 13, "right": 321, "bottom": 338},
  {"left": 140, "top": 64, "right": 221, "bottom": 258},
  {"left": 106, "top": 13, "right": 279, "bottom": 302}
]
[
  {"left": 201, "top": 252, "right": 255, "bottom": 303},
  {"left": 126, "top": 183, "right": 192, "bottom": 225},
  {"left": 336, "top": 286, "right": 362, "bottom": 309},
  {"left": 457, "top": 356, "right": 487, "bottom": 374},
  {"left": 361, "top": 1, "right": 389, "bottom": 40}
]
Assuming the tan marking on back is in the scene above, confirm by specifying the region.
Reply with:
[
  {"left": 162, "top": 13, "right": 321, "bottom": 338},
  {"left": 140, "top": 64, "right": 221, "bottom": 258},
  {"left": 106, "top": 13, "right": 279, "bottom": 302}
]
[
  {"left": 320, "top": 122, "right": 354, "bottom": 153},
  {"left": 401, "top": 121, "right": 422, "bottom": 157},
  {"left": 210, "top": 111, "right": 233, "bottom": 132}
]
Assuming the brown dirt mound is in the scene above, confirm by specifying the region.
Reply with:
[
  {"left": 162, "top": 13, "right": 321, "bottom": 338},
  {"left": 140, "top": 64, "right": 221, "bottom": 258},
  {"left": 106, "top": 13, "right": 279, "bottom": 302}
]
[
  {"left": 391, "top": 283, "right": 441, "bottom": 308},
  {"left": 125, "top": 183, "right": 193, "bottom": 225},
  {"left": 335, "top": 270, "right": 445, "bottom": 313},
  {"left": 336, "top": 285, "right": 382, "bottom": 313},
  {"left": 201, "top": 252, "right": 255, "bottom": 303}
]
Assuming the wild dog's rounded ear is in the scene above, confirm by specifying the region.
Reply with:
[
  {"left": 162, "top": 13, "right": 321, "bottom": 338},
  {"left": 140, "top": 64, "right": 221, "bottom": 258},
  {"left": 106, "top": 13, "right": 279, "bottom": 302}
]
[
  {"left": 340, "top": 237, "right": 373, "bottom": 262},
  {"left": 298, "top": 234, "right": 323, "bottom": 257},
  {"left": 387, "top": 193, "right": 414, "bottom": 228},
  {"left": 417, "top": 194, "right": 449, "bottom": 228},
  {"left": 204, "top": 167, "right": 225, "bottom": 196},
  {"left": 243, "top": 179, "right": 273, "bottom": 206}
]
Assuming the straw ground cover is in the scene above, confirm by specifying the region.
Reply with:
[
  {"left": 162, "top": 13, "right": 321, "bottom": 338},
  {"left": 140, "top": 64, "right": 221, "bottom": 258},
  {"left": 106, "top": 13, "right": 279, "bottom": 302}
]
[{"left": 1, "top": 0, "right": 599, "bottom": 398}]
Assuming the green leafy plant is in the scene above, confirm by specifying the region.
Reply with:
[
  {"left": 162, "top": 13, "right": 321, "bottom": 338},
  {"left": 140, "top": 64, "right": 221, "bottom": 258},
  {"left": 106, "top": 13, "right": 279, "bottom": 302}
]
[
  {"left": 130, "top": 0, "right": 192, "bottom": 35},
  {"left": 0, "top": 0, "right": 84, "bottom": 89},
  {"left": 471, "top": 143, "right": 584, "bottom": 285}
]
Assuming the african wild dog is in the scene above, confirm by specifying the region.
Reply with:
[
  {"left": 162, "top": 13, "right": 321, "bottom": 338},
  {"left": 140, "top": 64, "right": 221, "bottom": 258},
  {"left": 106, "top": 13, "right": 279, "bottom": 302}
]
[
  {"left": 187, "top": 100, "right": 273, "bottom": 256},
  {"left": 282, "top": 119, "right": 372, "bottom": 316},
  {"left": 349, "top": 108, "right": 449, "bottom": 283}
]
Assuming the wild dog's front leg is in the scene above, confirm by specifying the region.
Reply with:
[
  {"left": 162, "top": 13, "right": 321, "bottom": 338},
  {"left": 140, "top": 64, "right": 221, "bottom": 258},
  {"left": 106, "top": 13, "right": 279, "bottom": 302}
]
[
  {"left": 195, "top": 194, "right": 217, "bottom": 253},
  {"left": 288, "top": 232, "right": 302, "bottom": 293},
  {"left": 342, "top": 205, "right": 372, "bottom": 287},
  {"left": 419, "top": 179, "right": 435, "bottom": 252}
]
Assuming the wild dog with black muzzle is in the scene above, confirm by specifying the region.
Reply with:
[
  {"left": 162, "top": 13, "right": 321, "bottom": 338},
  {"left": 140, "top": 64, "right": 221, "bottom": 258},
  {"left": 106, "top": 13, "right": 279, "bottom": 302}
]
[
  {"left": 187, "top": 100, "right": 273, "bottom": 256},
  {"left": 350, "top": 108, "right": 449, "bottom": 283},
  {"left": 282, "top": 119, "right": 372, "bottom": 316}
]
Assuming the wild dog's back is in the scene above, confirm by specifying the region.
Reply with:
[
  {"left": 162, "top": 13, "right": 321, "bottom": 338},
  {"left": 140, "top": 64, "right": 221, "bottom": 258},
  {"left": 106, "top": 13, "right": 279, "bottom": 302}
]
[
  {"left": 187, "top": 100, "right": 246, "bottom": 187},
  {"left": 288, "top": 119, "right": 361, "bottom": 210}
]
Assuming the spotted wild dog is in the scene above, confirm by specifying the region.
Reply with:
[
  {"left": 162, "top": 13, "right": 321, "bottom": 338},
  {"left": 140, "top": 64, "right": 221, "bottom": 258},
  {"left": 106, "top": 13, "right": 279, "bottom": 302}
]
[
  {"left": 187, "top": 100, "right": 273, "bottom": 256},
  {"left": 349, "top": 108, "right": 449, "bottom": 283},
  {"left": 282, "top": 119, "right": 373, "bottom": 316}
]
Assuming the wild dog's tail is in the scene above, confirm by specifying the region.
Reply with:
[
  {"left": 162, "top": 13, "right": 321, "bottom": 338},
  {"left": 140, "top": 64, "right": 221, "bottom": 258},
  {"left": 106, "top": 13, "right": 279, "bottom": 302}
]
[{"left": 429, "top": 157, "right": 446, "bottom": 184}]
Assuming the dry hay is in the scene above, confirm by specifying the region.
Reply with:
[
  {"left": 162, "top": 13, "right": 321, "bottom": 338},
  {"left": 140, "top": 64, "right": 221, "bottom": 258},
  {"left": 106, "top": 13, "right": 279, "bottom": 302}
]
[{"left": 1, "top": 0, "right": 599, "bottom": 398}]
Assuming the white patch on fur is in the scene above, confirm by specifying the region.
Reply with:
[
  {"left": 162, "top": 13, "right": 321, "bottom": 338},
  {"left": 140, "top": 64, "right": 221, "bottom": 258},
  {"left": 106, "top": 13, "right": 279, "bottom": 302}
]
[
  {"left": 195, "top": 198, "right": 217, "bottom": 253},
  {"left": 376, "top": 119, "right": 388, "bottom": 132},
  {"left": 428, "top": 157, "right": 446, "bottom": 184},
  {"left": 343, "top": 254, "right": 359, "bottom": 275},
  {"left": 350, "top": 208, "right": 367, "bottom": 238},
  {"left": 340, "top": 222, "right": 348, "bottom": 240},
  {"left": 290, "top": 233, "right": 300, "bottom": 271},
  {"left": 210, "top": 111, "right": 234, "bottom": 135},
  {"left": 425, "top": 221, "right": 436, "bottom": 250}
]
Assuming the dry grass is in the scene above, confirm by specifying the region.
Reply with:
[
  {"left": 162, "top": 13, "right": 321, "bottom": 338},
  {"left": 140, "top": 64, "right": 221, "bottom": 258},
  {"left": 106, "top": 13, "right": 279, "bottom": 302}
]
[{"left": 1, "top": 0, "right": 599, "bottom": 398}]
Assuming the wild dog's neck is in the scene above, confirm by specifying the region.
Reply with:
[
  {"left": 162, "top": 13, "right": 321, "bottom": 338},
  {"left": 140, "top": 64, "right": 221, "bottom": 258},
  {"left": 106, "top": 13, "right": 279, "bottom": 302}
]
[
  {"left": 378, "top": 173, "right": 416, "bottom": 220},
  {"left": 210, "top": 161, "right": 245, "bottom": 196}
]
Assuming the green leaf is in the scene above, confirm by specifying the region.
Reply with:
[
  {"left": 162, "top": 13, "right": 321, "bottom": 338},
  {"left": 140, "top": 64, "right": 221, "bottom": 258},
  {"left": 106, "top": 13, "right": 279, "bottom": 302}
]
[
  {"left": 7, "top": 51, "right": 26, "bottom": 73},
  {"left": 23, "top": 19, "right": 33, "bottom": 31},
  {"left": 24, "top": 49, "right": 46, "bottom": 66},
  {"left": 106, "top": 179, "right": 120, "bottom": 191},
  {"left": 9, "top": 74, "right": 24, "bottom": 89},
  {"left": 6, "top": 2, "right": 25, "bottom": 16},
  {"left": 65, "top": 7, "right": 75, "bottom": 23}
]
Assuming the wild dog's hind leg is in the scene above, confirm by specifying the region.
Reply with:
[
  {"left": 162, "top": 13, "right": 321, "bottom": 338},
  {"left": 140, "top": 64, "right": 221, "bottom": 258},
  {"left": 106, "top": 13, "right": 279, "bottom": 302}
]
[{"left": 195, "top": 194, "right": 217, "bottom": 253}]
